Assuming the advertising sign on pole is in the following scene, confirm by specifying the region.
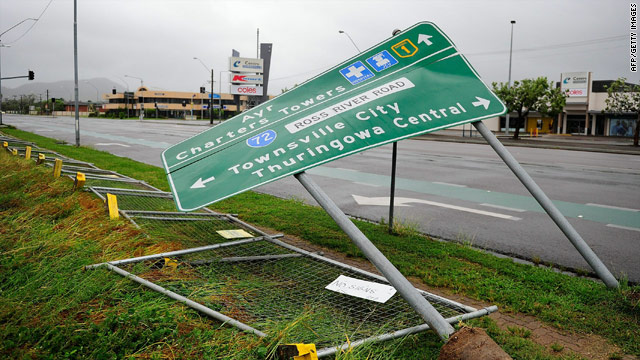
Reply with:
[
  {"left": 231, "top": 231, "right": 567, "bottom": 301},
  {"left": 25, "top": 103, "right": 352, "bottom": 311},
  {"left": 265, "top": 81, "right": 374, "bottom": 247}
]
[
  {"left": 561, "top": 72, "right": 590, "bottom": 103},
  {"left": 230, "top": 74, "right": 264, "bottom": 85},
  {"left": 230, "top": 84, "right": 264, "bottom": 96},
  {"left": 163, "top": 22, "right": 506, "bottom": 211},
  {"left": 229, "top": 57, "right": 264, "bottom": 73}
]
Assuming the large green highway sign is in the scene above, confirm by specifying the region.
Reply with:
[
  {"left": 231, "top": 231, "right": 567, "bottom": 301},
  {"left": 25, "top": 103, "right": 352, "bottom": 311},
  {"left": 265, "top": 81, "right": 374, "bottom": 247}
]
[{"left": 162, "top": 22, "right": 506, "bottom": 211}]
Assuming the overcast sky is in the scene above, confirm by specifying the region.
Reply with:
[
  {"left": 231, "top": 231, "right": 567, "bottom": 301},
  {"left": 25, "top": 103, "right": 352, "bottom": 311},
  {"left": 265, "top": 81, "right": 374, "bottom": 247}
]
[{"left": 0, "top": 0, "right": 633, "bottom": 96}]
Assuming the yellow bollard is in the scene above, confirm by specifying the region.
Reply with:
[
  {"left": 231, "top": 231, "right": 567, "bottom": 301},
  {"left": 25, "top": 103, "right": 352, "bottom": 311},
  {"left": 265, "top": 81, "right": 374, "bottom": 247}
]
[
  {"left": 24, "top": 146, "right": 32, "bottom": 160},
  {"left": 105, "top": 193, "right": 119, "bottom": 220},
  {"left": 73, "top": 172, "right": 86, "bottom": 190},
  {"left": 53, "top": 158, "right": 63, "bottom": 178},
  {"left": 276, "top": 344, "right": 318, "bottom": 360},
  {"left": 11, "top": 148, "right": 18, "bottom": 156},
  {"left": 2, "top": 141, "right": 7, "bottom": 149},
  {"left": 36, "top": 153, "right": 46, "bottom": 165}
]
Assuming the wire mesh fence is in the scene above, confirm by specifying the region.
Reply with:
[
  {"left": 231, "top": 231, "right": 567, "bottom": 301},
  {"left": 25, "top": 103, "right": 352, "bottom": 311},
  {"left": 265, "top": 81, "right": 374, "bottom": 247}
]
[
  {"left": 123, "top": 211, "right": 259, "bottom": 246},
  {"left": 1, "top": 130, "right": 495, "bottom": 354},
  {"left": 89, "top": 187, "right": 186, "bottom": 212},
  {"left": 114, "top": 237, "right": 469, "bottom": 348}
]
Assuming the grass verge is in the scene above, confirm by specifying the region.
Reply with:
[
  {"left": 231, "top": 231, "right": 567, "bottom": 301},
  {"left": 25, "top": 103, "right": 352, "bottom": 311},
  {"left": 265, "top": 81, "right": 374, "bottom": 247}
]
[{"left": 1, "top": 126, "right": 639, "bottom": 359}]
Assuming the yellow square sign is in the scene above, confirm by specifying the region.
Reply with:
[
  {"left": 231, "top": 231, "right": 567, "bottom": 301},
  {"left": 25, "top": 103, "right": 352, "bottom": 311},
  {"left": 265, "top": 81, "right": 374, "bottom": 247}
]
[{"left": 391, "top": 39, "right": 418, "bottom": 58}]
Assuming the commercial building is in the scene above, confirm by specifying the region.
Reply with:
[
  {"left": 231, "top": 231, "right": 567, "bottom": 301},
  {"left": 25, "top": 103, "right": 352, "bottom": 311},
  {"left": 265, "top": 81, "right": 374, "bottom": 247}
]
[
  {"left": 455, "top": 73, "right": 638, "bottom": 137},
  {"left": 101, "top": 87, "right": 251, "bottom": 119}
]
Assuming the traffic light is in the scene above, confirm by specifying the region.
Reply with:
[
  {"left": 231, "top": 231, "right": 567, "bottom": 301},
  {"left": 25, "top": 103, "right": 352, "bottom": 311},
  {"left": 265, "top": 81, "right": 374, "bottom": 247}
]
[
  {"left": 112, "top": 88, "right": 116, "bottom": 95},
  {"left": 51, "top": 98, "right": 56, "bottom": 103},
  {"left": 28, "top": 70, "right": 35, "bottom": 80},
  {"left": 182, "top": 100, "right": 186, "bottom": 107},
  {"left": 200, "top": 87, "right": 205, "bottom": 93}
]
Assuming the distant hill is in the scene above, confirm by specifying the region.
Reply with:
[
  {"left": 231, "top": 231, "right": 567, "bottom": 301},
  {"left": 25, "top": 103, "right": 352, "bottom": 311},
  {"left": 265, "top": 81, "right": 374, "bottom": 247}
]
[{"left": 0, "top": 78, "right": 125, "bottom": 103}]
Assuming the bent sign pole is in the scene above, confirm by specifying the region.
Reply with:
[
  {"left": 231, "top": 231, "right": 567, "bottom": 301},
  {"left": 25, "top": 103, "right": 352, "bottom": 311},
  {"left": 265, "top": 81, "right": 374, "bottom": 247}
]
[
  {"left": 162, "top": 22, "right": 506, "bottom": 211},
  {"left": 295, "top": 171, "right": 455, "bottom": 340},
  {"left": 472, "top": 121, "right": 619, "bottom": 288}
]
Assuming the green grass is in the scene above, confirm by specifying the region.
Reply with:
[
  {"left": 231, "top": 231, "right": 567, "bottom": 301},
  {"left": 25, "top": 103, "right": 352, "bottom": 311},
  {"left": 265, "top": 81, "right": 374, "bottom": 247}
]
[{"left": 2, "top": 127, "right": 639, "bottom": 359}]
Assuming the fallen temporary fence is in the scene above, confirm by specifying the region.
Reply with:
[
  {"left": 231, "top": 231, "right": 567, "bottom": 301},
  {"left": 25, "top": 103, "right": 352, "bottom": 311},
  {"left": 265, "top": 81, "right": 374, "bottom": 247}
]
[{"left": 1, "top": 131, "right": 496, "bottom": 355}]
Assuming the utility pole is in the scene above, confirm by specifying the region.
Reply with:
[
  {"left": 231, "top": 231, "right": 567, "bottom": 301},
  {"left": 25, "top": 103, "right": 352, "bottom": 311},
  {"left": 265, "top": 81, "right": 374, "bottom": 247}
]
[
  {"left": 210, "top": 69, "right": 214, "bottom": 124},
  {"left": 505, "top": 20, "right": 516, "bottom": 136},
  {"left": 73, "top": 0, "right": 80, "bottom": 146}
]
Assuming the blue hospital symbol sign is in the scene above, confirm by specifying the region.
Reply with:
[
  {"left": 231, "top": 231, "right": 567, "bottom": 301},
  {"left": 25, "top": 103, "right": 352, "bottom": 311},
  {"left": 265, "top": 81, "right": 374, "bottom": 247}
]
[
  {"left": 366, "top": 50, "right": 398, "bottom": 72},
  {"left": 339, "top": 61, "right": 375, "bottom": 85}
]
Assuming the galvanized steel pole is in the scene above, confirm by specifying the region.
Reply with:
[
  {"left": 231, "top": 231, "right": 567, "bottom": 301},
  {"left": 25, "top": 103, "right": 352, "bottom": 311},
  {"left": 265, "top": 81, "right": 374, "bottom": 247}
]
[
  {"left": 295, "top": 171, "right": 455, "bottom": 340},
  {"left": 505, "top": 20, "right": 515, "bottom": 136},
  {"left": 472, "top": 121, "right": 618, "bottom": 288},
  {"left": 73, "top": 0, "right": 80, "bottom": 146},
  {"left": 210, "top": 69, "right": 214, "bottom": 124}
]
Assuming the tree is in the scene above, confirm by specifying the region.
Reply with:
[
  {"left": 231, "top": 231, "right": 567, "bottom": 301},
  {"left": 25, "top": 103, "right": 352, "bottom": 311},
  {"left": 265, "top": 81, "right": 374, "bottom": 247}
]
[
  {"left": 605, "top": 77, "right": 640, "bottom": 146},
  {"left": 492, "top": 77, "right": 566, "bottom": 140},
  {"left": 538, "top": 85, "right": 566, "bottom": 133}
]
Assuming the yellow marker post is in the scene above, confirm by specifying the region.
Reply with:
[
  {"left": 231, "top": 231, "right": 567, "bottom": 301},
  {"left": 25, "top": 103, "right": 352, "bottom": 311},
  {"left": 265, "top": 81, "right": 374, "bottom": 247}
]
[
  {"left": 73, "top": 172, "right": 86, "bottom": 190},
  {"left": 276, "top": 344, "right": 318, "bottom": 360},
  {"left": 24, "top": 146, "right": 32, "bottom": 160},
  {"left": 36, "top": 153, "right": 46, "bottom": 165},
  {"left": 164, "top": 258, "right": 179, "bottom": 269},
  {"left": 2, "top": 141, "right": 7, "bottom": 149},
  {"left": 11, "top": 148, "right": 18, "bottom": 156},
  {"left": 105, "top": 193, "right": 119, "bottom": 220},
  {"left": 53, "top": 158, "right": 63, "bottom": 178}
]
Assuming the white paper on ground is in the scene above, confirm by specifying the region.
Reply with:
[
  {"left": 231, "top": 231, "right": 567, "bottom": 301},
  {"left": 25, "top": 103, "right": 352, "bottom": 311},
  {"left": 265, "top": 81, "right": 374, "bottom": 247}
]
[{"left": 325, "top": 275, "right": 397, "bottom": 303}]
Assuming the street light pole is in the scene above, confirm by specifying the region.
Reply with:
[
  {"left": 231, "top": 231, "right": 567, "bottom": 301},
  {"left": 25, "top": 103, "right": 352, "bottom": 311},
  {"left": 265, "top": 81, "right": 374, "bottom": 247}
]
[
  {"left": 505, "top": 20, "right": 515, "bottom": 136},
  {"left": 84, "top": 80, "right": 99, "bottom": 102},
  {"left": 193, "top": 57, "right": 215, "bottom": 124},
  {"left": 0, "top": 43, "right": 9, "bottom": 126},
  {"left": 338, "top": 30, "right": 361, "bottom": 53},
  {"left": 73, "top": 0, "right": 80, "bottom": 146},
  {"left": 125, "top": 74, "right": 144, "bottom": 120},
  {"left": 1, "top": 18, "right": 38, "bottom": 126}
]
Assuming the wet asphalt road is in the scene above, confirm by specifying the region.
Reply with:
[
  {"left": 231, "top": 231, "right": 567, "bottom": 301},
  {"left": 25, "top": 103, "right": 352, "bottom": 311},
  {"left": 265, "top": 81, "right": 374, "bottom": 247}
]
[{"left": 5, "top": 114, "right": 639, "bottom": 282}]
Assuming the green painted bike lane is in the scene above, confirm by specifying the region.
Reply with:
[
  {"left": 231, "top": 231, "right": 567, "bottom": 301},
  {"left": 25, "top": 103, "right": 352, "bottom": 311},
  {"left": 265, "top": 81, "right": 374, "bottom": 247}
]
[{"left": 307, "top": 166, "right": 640, "bottom": 230}]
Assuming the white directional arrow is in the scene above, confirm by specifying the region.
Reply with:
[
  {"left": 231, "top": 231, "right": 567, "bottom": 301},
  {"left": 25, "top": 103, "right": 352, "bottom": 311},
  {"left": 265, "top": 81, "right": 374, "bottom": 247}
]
[
  {"left": 95, "top": 143, "right": 131, "bottom": 147},
  {"left": 417, "top": 34, "right": 433, "bottom": 46},
  {"left": 472, "top": 97, "right": 490, "bottom": 110},
  {"left": 352, "top": 195, "right": 520, "bottom": 221},
  {"left": 190, "top": 175, "right": 216, "bottom": 189}
]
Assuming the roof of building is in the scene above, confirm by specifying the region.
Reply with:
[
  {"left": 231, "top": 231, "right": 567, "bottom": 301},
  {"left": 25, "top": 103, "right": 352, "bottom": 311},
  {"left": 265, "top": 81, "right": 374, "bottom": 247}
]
[{"left": 592, "top": 80, "right": 638, "bottom": 93}]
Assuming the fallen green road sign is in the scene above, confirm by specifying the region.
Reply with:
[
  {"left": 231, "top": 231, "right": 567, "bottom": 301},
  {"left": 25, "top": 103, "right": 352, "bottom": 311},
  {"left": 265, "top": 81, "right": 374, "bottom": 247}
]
[{"left": 162, "top": 21, "right": 506, "bottom": 211}]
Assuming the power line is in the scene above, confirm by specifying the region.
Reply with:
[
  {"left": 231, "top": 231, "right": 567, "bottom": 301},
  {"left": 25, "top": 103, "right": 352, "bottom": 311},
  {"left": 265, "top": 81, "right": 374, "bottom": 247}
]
[
  {"left": 466, "top": 34, "right": 627, "bottom": 57},
  {"left": 5, "top": 0, "right": 55, "bottom": 45}
]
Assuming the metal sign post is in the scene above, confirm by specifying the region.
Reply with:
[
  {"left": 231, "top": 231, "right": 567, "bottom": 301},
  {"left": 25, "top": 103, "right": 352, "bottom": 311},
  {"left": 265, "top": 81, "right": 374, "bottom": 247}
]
[
  {"left": 295, "top": 171, "right": 455, "bottom": 340},
  {"left": 472, "top": 121, "right": 618, "bottom": 288}
]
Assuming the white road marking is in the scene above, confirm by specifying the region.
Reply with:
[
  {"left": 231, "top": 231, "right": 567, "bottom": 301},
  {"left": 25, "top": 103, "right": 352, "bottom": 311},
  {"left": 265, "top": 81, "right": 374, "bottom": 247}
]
[
  {"left": 353, "top": 195, "right": 521, "bottom": 221},
  {"left": 586, "top": 203, "right": 639, "bottom": 212},
  {"left": 335, "top": 167, "right": 358, "bottom": 172},
  {"left": 353, "top": 182, "right": 381, "bottom": 187},
  {"left": 480, "top": 203, "right": 527, "bottom": 213},
  {"left": 433, "top": 181, "right": 467, "bottom": 188},
  {"left": 606, "top": 224, "right": 640, "bottom": 232},
  {"left": 94, "top": 143, "right": 131, "bottom": 147}
]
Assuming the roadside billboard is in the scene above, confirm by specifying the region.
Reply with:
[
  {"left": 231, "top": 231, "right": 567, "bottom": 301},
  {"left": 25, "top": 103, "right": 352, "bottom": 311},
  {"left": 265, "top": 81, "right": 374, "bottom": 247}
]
[
  {"left": 229, "top": 57, "right": 264, "bottom": 73},
  {"left": 230, "top": 84, "right": 264, "bottom": 96},
  {"left": 561, "top": 72, "right": 590, "bottom": 103},
  {"left": 230, "top": 73, "right": 264, "bottom": 85}
]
